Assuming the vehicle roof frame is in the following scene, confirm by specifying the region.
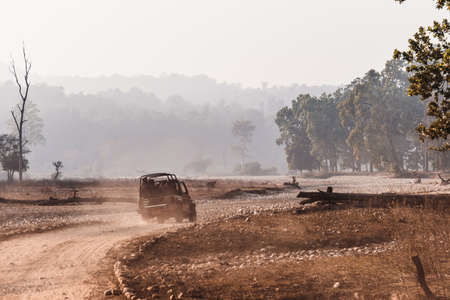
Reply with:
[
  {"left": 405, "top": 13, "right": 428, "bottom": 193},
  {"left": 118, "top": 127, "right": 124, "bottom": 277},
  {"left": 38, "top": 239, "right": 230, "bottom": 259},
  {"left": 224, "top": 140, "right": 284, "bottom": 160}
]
[{"left": 140, "top": 173, "right": 178, "bottom": 181}]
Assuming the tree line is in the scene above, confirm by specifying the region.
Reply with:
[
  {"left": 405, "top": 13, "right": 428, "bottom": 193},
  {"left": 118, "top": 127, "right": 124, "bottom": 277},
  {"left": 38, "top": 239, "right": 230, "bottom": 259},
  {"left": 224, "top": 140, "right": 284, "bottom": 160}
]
[
  {"left": 275, "top": 59, "right": 449, "bottom": 174},
  {"left": 0, "top": 77, "right": 287, "bottom": 178}
]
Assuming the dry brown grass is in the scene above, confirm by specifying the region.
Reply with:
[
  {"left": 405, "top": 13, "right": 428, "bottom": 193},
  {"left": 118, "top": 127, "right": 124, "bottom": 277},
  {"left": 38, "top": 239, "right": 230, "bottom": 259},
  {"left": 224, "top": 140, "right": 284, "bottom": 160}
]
[{"left": 124, "top": 207, "right": 449, "bottom": 299}]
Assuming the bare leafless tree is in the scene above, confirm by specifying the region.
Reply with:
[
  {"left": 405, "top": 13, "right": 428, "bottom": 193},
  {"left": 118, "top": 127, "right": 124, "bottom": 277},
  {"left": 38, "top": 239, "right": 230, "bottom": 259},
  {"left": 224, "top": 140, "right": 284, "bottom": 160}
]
[
  {"left": 52, "top": 161, "right": 64, "bottom": 180},
  {"left": 10, "top": 44, "right": 32, "bottom": 182}
]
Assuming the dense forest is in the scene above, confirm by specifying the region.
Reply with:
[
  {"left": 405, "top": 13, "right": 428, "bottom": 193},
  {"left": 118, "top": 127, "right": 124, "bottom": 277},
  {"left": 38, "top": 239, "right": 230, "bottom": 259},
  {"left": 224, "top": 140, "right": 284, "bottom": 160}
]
[
  {"left": 275, "top": 59, "right": 450, "bottom": 174},
  {"left": 0, "top": 71, "right": 338, "bottom": 179}
]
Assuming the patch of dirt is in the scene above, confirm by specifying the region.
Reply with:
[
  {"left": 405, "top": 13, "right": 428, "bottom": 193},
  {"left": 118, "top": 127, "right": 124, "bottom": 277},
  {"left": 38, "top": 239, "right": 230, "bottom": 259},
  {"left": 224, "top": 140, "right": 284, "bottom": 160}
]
[
  {"left": 0, "top": 207, "right": 181, "bottom": 300},
  {"left": 123, "top": 208, "right": 450, "bottom": 299},
  {"left": 0, "top": 203, "right": 131, "bottom": 242}
]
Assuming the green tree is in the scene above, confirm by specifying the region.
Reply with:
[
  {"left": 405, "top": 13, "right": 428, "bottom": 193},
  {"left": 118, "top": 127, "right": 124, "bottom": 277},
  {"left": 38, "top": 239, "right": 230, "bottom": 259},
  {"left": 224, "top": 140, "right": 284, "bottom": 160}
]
[
  {"left": 393, "top": 0, "right": 449, "bottom": 150},
  {"left": 338, "top": 60, "right": 424, "bottom": 174},
  {"left": 395, "top": 0, "right": 449, "bottom": 10},
  {"left": 275, "top": 97, "right": 318, "bottom": 172},
  {"left": 338, "top": 74, "right": 378, "bottom": 172},
  {"left": 380, "top": 60, "right": 425, "bottom": 172},
  {"left": 300, "top": 93, "right": 347, "bottom": 172},
  {"left": 0, "top": 134, "right": 30, "bottom": 182}
]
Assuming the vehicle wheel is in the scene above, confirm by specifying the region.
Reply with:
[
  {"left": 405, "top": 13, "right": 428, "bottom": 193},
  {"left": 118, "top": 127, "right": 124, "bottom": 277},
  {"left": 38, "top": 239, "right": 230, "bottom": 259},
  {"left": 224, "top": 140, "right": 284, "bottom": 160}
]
[{"left": 188, "top": 205, "right": 197, "bottom": 222}]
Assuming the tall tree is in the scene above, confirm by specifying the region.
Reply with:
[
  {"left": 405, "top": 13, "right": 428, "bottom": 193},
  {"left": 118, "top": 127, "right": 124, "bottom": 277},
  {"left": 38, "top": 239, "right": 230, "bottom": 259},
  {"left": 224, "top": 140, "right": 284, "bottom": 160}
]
[
  {"left": 393, "top": 0, "right": 449, "bottom": 150},
  {"left": 301, "top": 93, "right": 347, "bottom": 172},
  {"left": 379, "top": 60, "right": 425, "bottom": 172},
  {"left": 10, "top": 44, "right": 32, "bottom": 182},
  {"left": 231, "top": 120, "right": 255, "bottom": 167},
  {"left": 338, "top": 61, "right": 424, "bottom": 174},
  {"left": 338, "top": 74, "right": 377, "bottom": 171},
  {"left": 275, "top": 97, "right": 318, "bottom": 172}
]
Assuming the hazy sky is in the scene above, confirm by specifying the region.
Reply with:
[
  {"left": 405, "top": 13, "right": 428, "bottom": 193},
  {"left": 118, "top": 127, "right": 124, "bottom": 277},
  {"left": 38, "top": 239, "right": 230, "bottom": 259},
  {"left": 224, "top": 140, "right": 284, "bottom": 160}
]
[{"left": 0, "top": 0, "right": 447, "bottom": 87}]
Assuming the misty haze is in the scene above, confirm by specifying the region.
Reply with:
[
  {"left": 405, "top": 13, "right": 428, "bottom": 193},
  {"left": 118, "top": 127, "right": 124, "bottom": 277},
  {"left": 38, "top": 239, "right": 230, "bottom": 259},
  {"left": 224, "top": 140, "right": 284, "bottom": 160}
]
[
  {"left": 0, "top": 70, "right": 338, "bottom": 178},
  {"left": 0, "top": 1, "right": 448, "bottom": 299}
]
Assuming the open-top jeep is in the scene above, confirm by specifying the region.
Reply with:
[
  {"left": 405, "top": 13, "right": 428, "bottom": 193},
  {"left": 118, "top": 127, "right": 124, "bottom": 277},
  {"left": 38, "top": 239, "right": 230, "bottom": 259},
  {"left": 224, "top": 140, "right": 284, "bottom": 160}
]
[{"left": 138, "top": 173, "right": 196, "bottom": 222}]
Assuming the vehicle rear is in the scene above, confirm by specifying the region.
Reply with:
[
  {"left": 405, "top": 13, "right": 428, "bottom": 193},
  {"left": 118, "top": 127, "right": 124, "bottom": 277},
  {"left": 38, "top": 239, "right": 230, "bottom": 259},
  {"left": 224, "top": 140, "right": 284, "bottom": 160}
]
[{"left": 138, "top": 173, "right": 196, "bottom": 222}]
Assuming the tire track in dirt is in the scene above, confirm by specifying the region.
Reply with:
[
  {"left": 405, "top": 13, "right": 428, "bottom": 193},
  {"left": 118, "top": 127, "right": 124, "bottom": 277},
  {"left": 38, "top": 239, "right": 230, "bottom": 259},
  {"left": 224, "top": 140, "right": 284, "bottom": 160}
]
[{"left": 0, "top": 211, "right": 183, "bottom": 300}]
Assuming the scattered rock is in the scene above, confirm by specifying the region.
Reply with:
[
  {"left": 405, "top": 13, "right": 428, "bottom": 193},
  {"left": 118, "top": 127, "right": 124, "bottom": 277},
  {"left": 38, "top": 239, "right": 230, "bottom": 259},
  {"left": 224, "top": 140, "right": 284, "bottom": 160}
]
[
  {"left": 123, "top": 287, "right": 135, "bottom": 294},
  {"left": 147, "top": 285, "right": 159, "bottom": 292},
  {"left": 113, "top": 289, "right": 121, "bottom": 296}
]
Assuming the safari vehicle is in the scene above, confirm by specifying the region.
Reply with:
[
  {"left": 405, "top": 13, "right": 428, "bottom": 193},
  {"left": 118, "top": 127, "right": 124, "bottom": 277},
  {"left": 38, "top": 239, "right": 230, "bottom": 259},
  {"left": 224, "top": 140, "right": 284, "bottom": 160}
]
[{"left": 138, "top": 173, "right": 196, "bottom": 222}]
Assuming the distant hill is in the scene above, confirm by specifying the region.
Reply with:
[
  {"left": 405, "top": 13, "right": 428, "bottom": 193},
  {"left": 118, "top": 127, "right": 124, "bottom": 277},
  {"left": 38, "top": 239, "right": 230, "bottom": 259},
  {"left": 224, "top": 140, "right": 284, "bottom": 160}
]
[
  {"left": 0, "top": 60, "right": 340, "bottom": 106},
  {"left": 41, "top": 73, "right": 340, "bottom": 104}
]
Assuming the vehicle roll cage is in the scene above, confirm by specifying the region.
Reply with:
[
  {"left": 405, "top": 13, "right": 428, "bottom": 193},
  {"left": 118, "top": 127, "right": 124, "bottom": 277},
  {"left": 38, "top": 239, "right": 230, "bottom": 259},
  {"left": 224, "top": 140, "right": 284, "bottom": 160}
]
[
  {"left": 139, "top": 173, "right": 189, "bottom": 196},
  {"left": 140, "top": 173, "right": 178, "bottom": 181}
]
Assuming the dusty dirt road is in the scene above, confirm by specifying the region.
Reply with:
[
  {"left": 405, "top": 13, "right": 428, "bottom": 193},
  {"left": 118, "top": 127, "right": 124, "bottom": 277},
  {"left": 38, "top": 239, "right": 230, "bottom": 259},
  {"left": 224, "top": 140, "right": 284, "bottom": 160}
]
[
  {"left": 0, "top": 194, "right": 298, "bottom": 300},
  {"left": 0, "top": 208, "right": 183, "bottom": 300}
]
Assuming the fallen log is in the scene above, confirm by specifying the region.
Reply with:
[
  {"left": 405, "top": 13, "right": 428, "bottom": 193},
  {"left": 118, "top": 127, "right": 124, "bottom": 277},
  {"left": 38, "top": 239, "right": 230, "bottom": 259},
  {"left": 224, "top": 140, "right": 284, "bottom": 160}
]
[{"left": 297, "top": 188, "right": 450, "bottom": 209}]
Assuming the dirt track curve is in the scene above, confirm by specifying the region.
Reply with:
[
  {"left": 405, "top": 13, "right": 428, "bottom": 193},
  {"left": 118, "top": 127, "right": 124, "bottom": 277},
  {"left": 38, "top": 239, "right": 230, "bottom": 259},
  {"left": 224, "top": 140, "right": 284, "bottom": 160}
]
[
  {"left": 0, "top": 190, "right": 299, "bottom": 300},
  {"left": 0, "top": 210, "right": 181, "bottom": 300}
]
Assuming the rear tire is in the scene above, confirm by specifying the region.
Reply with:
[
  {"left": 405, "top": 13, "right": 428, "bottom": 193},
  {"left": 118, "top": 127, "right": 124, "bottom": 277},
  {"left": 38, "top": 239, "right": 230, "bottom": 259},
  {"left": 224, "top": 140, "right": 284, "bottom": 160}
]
[{"left": 188, "top": 204, "right": 197, "bottom": 222}]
